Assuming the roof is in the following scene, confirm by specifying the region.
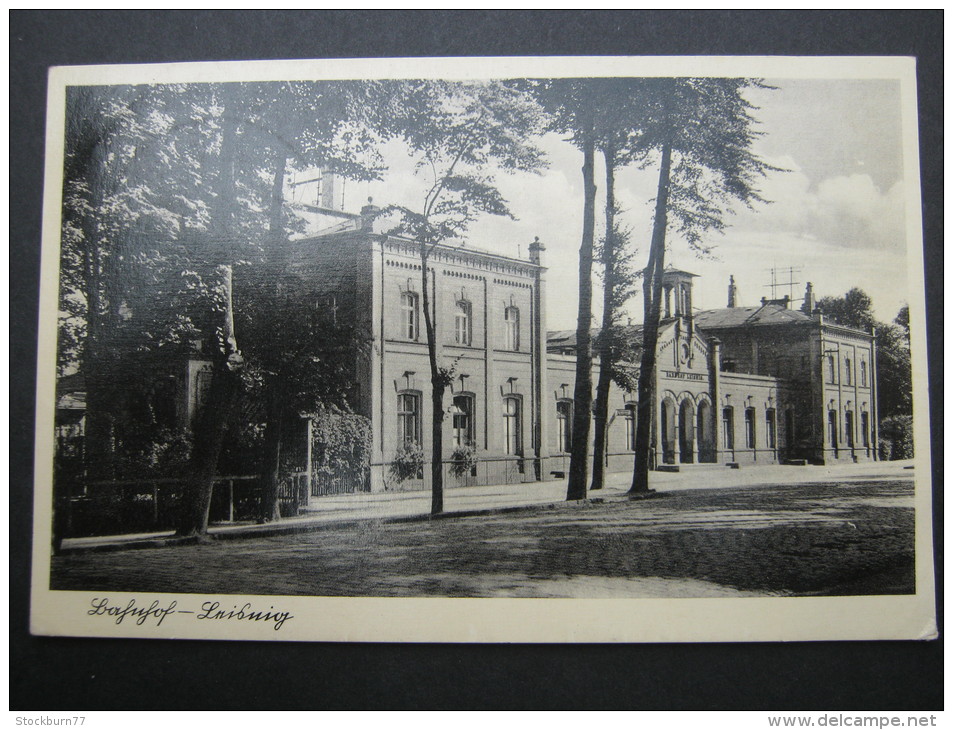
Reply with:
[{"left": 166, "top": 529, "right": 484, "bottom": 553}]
[
  {"left": 663, "top": 265, "right": 699, "bottom": 278},
  {"left": 694, "top": 304, "right": 814, "bottom": 329},
  {"left": 547, "top": 324, "right": 645, "bottom": 352}
]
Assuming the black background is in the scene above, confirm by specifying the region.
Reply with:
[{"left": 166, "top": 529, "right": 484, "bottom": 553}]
[{"left": 10, "top": 10, "right": 943, "bottom": 710}]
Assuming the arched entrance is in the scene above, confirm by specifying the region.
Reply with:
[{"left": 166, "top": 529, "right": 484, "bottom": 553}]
[
  {"left": 678, "top": 399, "right": 695, "bottom": 464},
  {"left": 660, "top": 398, "right": 676, "bottom": 464},
  {"left": 697, "top": 400, "right": 715, "bottom": 462}
]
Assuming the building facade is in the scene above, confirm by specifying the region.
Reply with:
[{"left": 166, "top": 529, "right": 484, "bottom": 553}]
[{"left": 294, "top": 207, "right": 878, "bottom": 493}]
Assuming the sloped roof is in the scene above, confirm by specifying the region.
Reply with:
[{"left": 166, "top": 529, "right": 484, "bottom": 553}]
[
  {"left": 663, "top": 264, "right": 699, "bottom": 278},
  {"left": 694, "top": 304, "right": 814, "bottom": 329},
  {"left": 547, "top": 324, "right": 645, "bottom": 352}
]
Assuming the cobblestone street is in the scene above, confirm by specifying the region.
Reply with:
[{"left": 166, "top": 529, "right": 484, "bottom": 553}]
[{"left": 50, "top": 469, "right": 916, "bottom": 598}]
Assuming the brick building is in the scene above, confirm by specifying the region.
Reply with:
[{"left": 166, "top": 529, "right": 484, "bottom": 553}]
[{"left": 294, "top": 202, "right": 878, "bottom": 492}]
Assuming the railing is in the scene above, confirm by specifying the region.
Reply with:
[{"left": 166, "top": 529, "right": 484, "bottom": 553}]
[
  {"left": 311, "top": 469, "right": 369, "bottom": 497},
  {"left": 380, "top": 456, "right": 537, "bottom": 492}
]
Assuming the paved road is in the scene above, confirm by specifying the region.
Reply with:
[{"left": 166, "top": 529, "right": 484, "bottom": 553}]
[{"left": 51, "top": 469, "right": 915, "bottom": 598}]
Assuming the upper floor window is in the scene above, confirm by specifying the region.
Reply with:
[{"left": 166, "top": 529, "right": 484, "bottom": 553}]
[
  {"left": 455, "top": 300, "right": 472, "bottom": 345},
  {"left": 400, "top": 291, "right": 419, "bottom": 340},
  {"left": 504, "top": 306, "right": 520, "bottom": 351},
  {"left": 845, "top": 357, "right": 852, "bottom": 386},
  {"left": 556, "top": 400, "right": 573, "bottom": 453},
  {"left": 827, "top": 354, "right": 836, "bottom": 383},
  {"left": 860, "top": 360, "right": 868, "bottom": 387}
]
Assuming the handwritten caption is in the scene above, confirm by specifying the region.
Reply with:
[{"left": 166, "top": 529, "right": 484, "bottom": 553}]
[{"left": 87, "top": 597, "right": 294, "bottom": 631}]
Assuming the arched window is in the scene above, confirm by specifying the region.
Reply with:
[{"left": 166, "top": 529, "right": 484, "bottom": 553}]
[
  {"left": 860, "top": 360, "right": 868, "bottom": 387},
  {"left": 744, "top": 407, "right": 756, "bottom": 449},
  {"left": 845, "top": 357, "right": 852, "bottom": 385},
  {"left": 722, "top": 407, "right": 734, "bottom": 450},
  {"left": 827, "top": 354, "right": 836, "bottom": 383},
  {"left": 454, "top": 300, "right": 472, "bottom": 345},
  {"left": 502, "top": 396, "right": 522, "bottom": 456},
  {"left": 555, "top": 400, "right": 573, "bottom": 453},
  {"left": 504, "top": 306, "right": 520, "bottom": 351},
  {"left": 400, "top": 291, "right": 419, "bottom": 340},
  {"left": 625, "top": 403, "right": 637, "bottom": 451},
  {"left": 397, "top": 392, "right": 420, "bottom": 444},
  {"left": 451, "top": 394, "right": 474, "bottom": 447},
  {"left": 765, "top": 408, "right": 777, "bottom": 449}
]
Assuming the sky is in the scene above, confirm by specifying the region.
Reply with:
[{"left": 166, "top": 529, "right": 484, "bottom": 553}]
[{"left": 323, "top": 78, "right": 911, "bottom": 329}]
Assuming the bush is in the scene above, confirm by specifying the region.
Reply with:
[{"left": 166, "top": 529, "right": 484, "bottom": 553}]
[
  {"left": 879, "top": 414, "right": 914, "bottom": 460},
  {"left": 449, "top": 443, "right": 478, "bottom": 478},
  {"left": 308, "top": 405, "right": 372, "bottom": 479},
  {"left": 389, "top": 442, "right": 424, "bottom": 483}
]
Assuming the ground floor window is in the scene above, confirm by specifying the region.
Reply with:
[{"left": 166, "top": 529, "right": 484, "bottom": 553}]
[
  {"left": 503, "top": 396, "right": 522, "bottom": 456},
  {"left": 722, "top": 407, "right": 734, "bottom": 450},
  {"left": 397, "top": 392, "right": 420, "bottom": 444},
  {"left": 556, "top": 400, "right": 572, "bottom": 453},
  {"left": 625, "top": 403, "right": 637, "bottom": 451},
  {"left": 828, "top": 410, "right": 838, "bottom": 449},
  {"left": 451, "top": 394, "right": 474, "bottom": 447},
  {"left": 845, "top": 410, "right": 855, "bottom": 448},
  {"left": 744, "top": 407, "right": 756, "bottom": 449},
  {"left": 765, "top": 408, "right": 777, "bottom": 449},
  {"left": 861, "top": 411, "right": 870, "bottom": 447}
]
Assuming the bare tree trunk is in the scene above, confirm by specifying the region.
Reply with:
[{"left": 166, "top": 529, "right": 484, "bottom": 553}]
[
  {"left": 420, "top": 245, "right": 445, "bottom": 514},
  {"left": 258, "top": 153, "right": 289, "bottom": 522},
  {"left": 591, "top": 144, "right": 617, "bottom": 491},
  {"left": 566, "top": 115, "right": 597, "bottom": 501},
  {"left": 630, "top": 139, "right": 672, "bottom": 495}
]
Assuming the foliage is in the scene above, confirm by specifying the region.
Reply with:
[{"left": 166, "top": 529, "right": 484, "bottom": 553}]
[
  {"left": 449, "top": 444, "right": 478, "bottom": 478},
  {"left": 389, "top": 442, "right": 425, "bottom": 484},
  {"left": 308, "top": 405, "right": 372, "bottom": 478},
  {"left": 879, "top": 415, "right": 914, "bottom": 460}
]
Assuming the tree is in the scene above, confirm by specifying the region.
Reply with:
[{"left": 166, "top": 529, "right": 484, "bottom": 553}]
[
  {"left": 387, "top": 80, "right": 545, "bottom": 514},
  {"left": 629, "top": 78, "right": 776, "bottom": 495}
]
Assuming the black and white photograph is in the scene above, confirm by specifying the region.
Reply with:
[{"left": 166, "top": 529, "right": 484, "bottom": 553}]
[{"left": 30, "top": 55, "right": 935, "bottom": 643}]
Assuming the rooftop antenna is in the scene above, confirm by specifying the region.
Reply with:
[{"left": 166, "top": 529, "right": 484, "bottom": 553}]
[{"left": 764, "top": 265, "right": 802, "bottom": 301}]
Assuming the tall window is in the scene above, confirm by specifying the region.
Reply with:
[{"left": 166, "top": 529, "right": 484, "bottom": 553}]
[
  {"left": 860, "top": 360, "right": 868, "bottom": 387},
  {"left": 744, "top": 407, "right": 756, "bottom": 449},
  {"left": 400, "top": 291, "right": 419, "bottom": 340},
  {"left": 827, "top": 354, "right": 836, "bottom": 383},
  {"left": 722, "top": 407, "right": 734, "bottom": 450},
  {"left": 504, "top": 306, "right": 520, "bottom": 351},
  {"left": 845, "top": 410, "right": 855, "bottom": 448},
  {"left": 397, "top": 392, "right": 420, "bottom": 444},
  {"left": 828, "top": 410, "right": 838, "bottom": 449},
  {"left": 451, "top": 394, "right": 473, "bottom": 447},
  {"left": 765, "top": 409, "right": 777, "bottom": 449},
  {"left": 454, "top": 300, "right": 472, "bottom": 345},
  {"left": 861, "top": 411, "right": 870, "bottom": 447},
  {"left": 625, "top": 404, "right": 637, "bottom": 451},
  {"left": 502, "top": 397, "right": 522, "bottom": 455},
  {"left": 845, "top": 357, "right": 852, "bottom": 385},
  {"left": 556, "top": 400, "right": 573, "bottom": 453}
]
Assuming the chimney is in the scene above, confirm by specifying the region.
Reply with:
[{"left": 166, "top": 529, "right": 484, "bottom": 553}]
[
  {"left": 802, "top": 281, "right": 816, "bottom": 314},
  {"left": 360, "top": 197, "right": 381, "bottom": 232},
  {"left": 728, "top": 275, "right": 737, "bottom": 308},
  {"left": 528, "top": 236, "right": 545, "bottom": 265}
]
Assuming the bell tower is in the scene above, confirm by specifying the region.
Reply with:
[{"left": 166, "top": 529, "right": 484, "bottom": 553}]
[{"left": 661, "top": 266, "right": 699, "bottom": 320}]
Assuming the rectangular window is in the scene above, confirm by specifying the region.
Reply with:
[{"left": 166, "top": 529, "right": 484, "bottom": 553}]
[
  {"left": 744, "top": 408, "right": 756, "bottom": 449},
  {"left": 722, "top": 407, "right": 734, "bottom": 450},
  {"left": 828, "top": 410, "right": 838, "bottom": 449},
  {"left": 454, "top": 300, "right": 472, "bottom": 345},
  {"left": 845, "top": 357, "right": 852, "bottom": 386},
  {"left": 860, "top": 361, "right": 868, "bottom": 387},
  {"left": 861, "top": 412, "right": 870, "bottom": 447},
  {"left": 504, "top": 306, "right": 520, "bottom": 351},
  {"left": 556, "top": 400, "right": 572, "bottom": 453},
  {"left": 397, "top": 393, "right": 420, "bottom": 444},
  {"left": 766, "top": 408, "right": 777, "bottom": 449},
  {"left": 845, "top": 410, "right": 855, "bottom": 448},
  {"left": 503, "top": 397, "right": 522, "bottom": 456},
  {"left": 400, "top": 291, "right": 419, "bottom": 340},
  {"left": 828, "top": 355, "right": 836, "bottom": 383}
]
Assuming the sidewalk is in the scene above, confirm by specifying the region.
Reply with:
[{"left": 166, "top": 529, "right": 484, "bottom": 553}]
[{"left": 57, "top": 459, "right": 915, "bottom": 554}]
